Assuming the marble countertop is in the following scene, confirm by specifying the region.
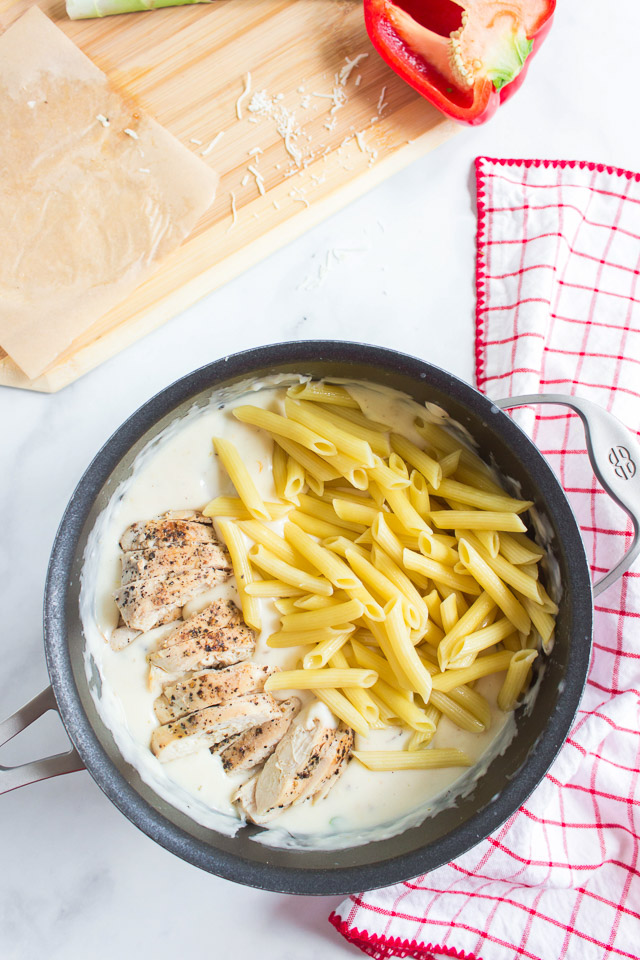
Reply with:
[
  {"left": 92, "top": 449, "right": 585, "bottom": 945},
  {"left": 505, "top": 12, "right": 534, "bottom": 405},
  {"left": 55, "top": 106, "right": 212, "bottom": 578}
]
[{"left": 2, "top": 3, "right": 639, "bottom": 958}]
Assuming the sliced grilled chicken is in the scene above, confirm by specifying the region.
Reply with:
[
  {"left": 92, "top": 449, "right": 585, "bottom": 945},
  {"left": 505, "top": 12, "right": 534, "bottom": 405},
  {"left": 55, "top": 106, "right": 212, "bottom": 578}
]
[
  {"left": 233, "top": 713, "right": 353, "bottom": 824},
  {"left": 150, "top": 693, "right": 283, "bottom": 762},
  {"left": 109, "top": 625, "right": 141, "bottom": 651},
  {"left": 162, "top": 511, "right": 212, "bottom": 524},
  {"left": 148, "top": 600, "right": 256, "bottom": 674},
  {"left": 115, "top": 562, "right": 232, "bottom": 632},
  {"left": 120, "top": 517, "right": 217, "bottom": 553},
  {"left": 219, "top": 697, "right": 301, "bottom": 773},
  {"left": 154, "top": 663, "right": 274, "bottom": 723},
  {"left": 121, "top": 541, "right": 231, "bottom": 586}
]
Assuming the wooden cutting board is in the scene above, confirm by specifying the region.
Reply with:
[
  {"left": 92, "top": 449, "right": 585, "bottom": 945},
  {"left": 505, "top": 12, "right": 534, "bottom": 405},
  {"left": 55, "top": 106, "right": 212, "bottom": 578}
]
[{"left": 0, "top": 0, "right": 457, "bottom": 392}]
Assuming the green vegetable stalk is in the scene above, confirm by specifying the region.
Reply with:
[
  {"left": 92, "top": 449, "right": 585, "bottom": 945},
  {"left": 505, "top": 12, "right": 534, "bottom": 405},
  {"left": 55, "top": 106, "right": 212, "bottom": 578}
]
[{"left": 66, "top": 0, "right": 211, "bottom": 19}]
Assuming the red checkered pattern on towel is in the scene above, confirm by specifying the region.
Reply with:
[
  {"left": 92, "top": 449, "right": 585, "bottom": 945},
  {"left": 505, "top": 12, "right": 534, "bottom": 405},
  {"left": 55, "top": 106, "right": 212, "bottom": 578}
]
[{"left": 330, "top": 158, "right": 640, "bottom": 960}]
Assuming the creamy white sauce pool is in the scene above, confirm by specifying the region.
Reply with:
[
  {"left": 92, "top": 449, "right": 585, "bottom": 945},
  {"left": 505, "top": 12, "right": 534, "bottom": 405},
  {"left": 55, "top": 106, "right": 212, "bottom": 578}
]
[{"left": 81, "top": 376, "right": 518, "bottom": 849}]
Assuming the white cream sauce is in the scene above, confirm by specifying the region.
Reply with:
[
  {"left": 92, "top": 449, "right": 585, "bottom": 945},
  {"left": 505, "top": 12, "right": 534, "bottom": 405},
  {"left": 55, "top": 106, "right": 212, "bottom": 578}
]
[{"left": 81, "top": 376, "right": 519, "bottom": 849}]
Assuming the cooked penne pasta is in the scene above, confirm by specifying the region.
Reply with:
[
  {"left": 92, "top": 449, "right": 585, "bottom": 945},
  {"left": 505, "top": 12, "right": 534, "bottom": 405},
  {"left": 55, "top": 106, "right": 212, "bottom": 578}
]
[
  {"left": 279, "top": 597, "right": 365, "bottom": 632},
  {"left": 372, "top": 679, "right": 435, "bottom": 732},
  {"left": 284, "top": 456, "right": 306, "bottom": 501},
  {"left": 312, "top": 688, "right": 370, "bottom": 736},
  {"left": 369, "top": 455, "right": 411, "bottom": 490},
  {"left": 429, "top": 690, "right": 486, "bottom": 733},
  {"left": 345, "top": 547, "right": 423, "bottom": 630},
  {"left": 383, "top": 599, "right": 433, "bottom": 702},
  {"left": 407, "top": 704, "right": 441, "bottom": 748},
  {"left": 287, "top": 381, "right": 359, "bottom": 407},
  {"left": 430, "top": 650, "right": 514, "bottom": 693},
  {"left": 323, "top": 536, "right": 369, "bottom": 560},
  {"left": 369, "top": 546, "right": 430, "bottom": 627},
  {"left": 330, "top": 649, "right": 381, "bottom": 725},
  {"left": 390, "top": 434, "right": 442, "bottom": 489},
  {"left": 332, "top": 498, "right": 379, "bottom": 526},
  {"left": 388, "top": 452, "right": 410, "bottom": 481},
  {"left": 316, "top": 449, "right": 370, "bottom": 489},
  {"left": 434, "top": 478, "right": 532, "bottom": 514},
  {"left": 285, "top": 397, "right": 375, "bottom": 466},
  {"left": 272, "top": 442, "right": 288, "bottom": 501},
  {"left": 266, "top": 625, "right": 355, "bottom": 648},
  {"left": 430, "top": 510, "right": 527, "bottom": 532},
  {"left": 438, "top": 450, "right": 461, "bottom": 478},
  {"left": 237, "top": 519, "right": 302, "bottom": 567},
  {"left": 294, "top": 593, "right": 345, "bottom": 610},
  {"left": 518, "top": 594, "right": 556, "bottom": 644},
  {"left": 297, "top": 494, "right": 366, "bottom": 533},
  {"left": 284, "top": 522, "right": 361, "bottom": 588},
  {"left": 245, "top": 580, "right": 307, "bottom": 598},
  {"left": 266, "top": 668, "right": 376, "bottom": 691},
  {"left": 414, "top": 418, "right": 489, "bottom": 474},
  {"left": 449, "top": 616, "right": 517, "bottom": 662},
  {"left": 233, "top": 405, "right": 337, "bottom": 456},
  {"left": 408, "top": 470, "right": 431, "bottom": 520},
  {"left": 211, "top": 437, "right": 271, "bottom": 522},
  {"left": 288, "top": 511, "right": 360, "bottom": 541},
  {"left": 311, "top": 405, "right": 391, "bottom": 457},
  {"left": 418, "top": 531, "right": 459, "bottom": 565},
  {"left": 455, "top": 530, "right": 544, "bottom": 604},
  {"left": 403, "top": 548, "right": 482, "bottom": 595},
  {"left": 350, "top": 638, "right": 400, "bottom": 687},
  {"left": 304, "top": 471, "right": 324, "bottom": 497},
  {"left": 323, "top": 404, "right": 390, "bottom": 433},
  {"left": 499, "top": 531, "right": 545, "bottom": 565},
  {"left": 248, "top": 544, "right": 334, "bottom": 596},
  {"left": 436, "top": 591, "right": 496, "bottom": 670},
  {"left": 274, "top": 597, "right": 301, "bottom": 616},
  {"left": 203, "top": 496, "right": 291, "bottom": 521},
  {"left": 303, "top": 630, "right": 353, "bottom": 669},
  {"left": 498, "top": 650, "right": 538, "bottom": 711},
  {"left": 439, "top": 592, "right": 459, "bottom": 634},
  {"left": 217, "top": 519, "right": 261, "bottom": 631},
  {"left": 272, "top": 436, "right": 340, "bottom": 483},
  {"left": 475, "top": 529, "right": 500, "bottom": 557},
  {"left": 423, "top": 589, "right": 444, "bottom": 628},
  {"left": 384, "top": 487, "right": 431, "bottom": 534},
  {"left": 457, "top": 539, "right": 531, "bottom": 635},
  {"left": 447, "top": 685, "right": 492, "bottom": 728},
  {"left": 454, "top": 463, "right": 507, "bottom": 496},
  {"left": 353, "top": 749, "right": 471, "bottom": 770}
]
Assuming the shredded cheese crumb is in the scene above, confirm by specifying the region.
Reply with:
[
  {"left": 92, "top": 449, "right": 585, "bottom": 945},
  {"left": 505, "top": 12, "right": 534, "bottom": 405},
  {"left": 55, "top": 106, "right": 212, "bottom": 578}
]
[
  {"left": 96, "top": 114, "right": 109, "bottom": 127},
  {"left": 227, "top": 191, "right": 238, "bottom": 231},
  {"left": 236, "top": 72, "right": 252, "bottom": 120},
  {"left": 248, "top": 146, "right": 263, "bottom": 158},
  {"left": 202, "top": 131, "right": 225, "bottom": 156},
  {"left": 190, "top": 137, "right": 203, "bottom": 145},
  {"left": 338, "top": 53, "right": 368, "bottom": 86},
  {"left": 138, "top": 167, "right": 150, "bottom": 173},
  {"left": 124, "top": 128, "right": 139, "bottom": 140},
  {"left": 241, "top": 173, "right": 250, "bottom": 187}
]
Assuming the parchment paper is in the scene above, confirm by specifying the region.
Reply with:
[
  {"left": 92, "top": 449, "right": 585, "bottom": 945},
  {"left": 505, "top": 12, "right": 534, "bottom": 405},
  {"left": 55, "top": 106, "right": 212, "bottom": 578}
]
[{"left": 0, "top": 7, "right": 219, "bottom": 380}]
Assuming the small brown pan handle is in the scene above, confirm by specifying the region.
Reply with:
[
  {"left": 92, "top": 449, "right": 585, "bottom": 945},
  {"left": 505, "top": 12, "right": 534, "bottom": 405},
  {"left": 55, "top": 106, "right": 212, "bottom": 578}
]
[
  {"left": 0, "top": 685, "right": 84, "bottom": 795},
  {"left": 496, "top": 393, "right": 640, "bottom": 597}
]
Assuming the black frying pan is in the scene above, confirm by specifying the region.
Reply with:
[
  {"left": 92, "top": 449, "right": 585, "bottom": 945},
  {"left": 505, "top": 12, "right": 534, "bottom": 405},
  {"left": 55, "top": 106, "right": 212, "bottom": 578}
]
[{"left": 2, "top": 341, "right": 639, "bottom": 895}]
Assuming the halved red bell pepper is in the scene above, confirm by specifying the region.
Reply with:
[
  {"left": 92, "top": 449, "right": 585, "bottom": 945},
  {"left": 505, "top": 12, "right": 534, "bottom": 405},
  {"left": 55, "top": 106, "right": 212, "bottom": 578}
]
[{"left": 363, "top": 0, "right": 556, "bottom": 126}]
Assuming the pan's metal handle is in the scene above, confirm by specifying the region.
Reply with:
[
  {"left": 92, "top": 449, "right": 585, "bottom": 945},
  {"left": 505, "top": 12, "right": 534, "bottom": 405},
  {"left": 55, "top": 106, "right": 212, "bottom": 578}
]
[
  {"left": 0, "top": 686, "right": 84, "bottom": 795},
  {"left": 495, "top": 393, "right": 640, "bottom": 598}
]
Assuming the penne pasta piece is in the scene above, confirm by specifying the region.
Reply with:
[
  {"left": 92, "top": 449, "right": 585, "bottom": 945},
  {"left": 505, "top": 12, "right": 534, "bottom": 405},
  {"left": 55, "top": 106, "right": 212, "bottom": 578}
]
[
  {"left": 272, "top": 442, "right": 288, "bottom": 501},
  {"left": 323, "top": 536, "right": 370, "bottom": 560},
  {"left": 245, "top": 580, "right": 306, "bottom": 598},
  {"left": 362, "top": 618, "right": 414, "bottom": 690},
  {"left": 279, "top": 598, "right": 365, "bottom": 632},
  {"left": 312, "top": 405, "right": 391, "bottom": 456},
  {"left": 498, "top": 650, "right": 538, "bottom": 711},
  {"left": 434, "top": 478, "right": 533, "bottom": 514},
  {"left": 369, "top": 455, "right": 411, "bottom": 490},
  {"left": 287, "top": 381, "right": 359, "bottom": 407},
  {"left": 390, "top": 434, "right": 442, "bottom": 489},
  {"left": 403, "top": 548, "right": 482, "bottom": 595},
  {"left": 408, "top": 471, "right": 431, "bottom": 522},
  {"left": 388, "top": 452, "right": 410, "bottom": 481},
  {"left": 447, "top": 684, "right": 492, "bottom": 728},
  {"left": 520, "top": 563, "right": 539, "bottom": 581},
  {"left": 536, "top": 582, "right": 559, "bottom": 614},
  {"left": 297, "top": 494, "right": 366, "bottom": 533},
  {"left": 332, "top": 498, "right": 379, "bottom": 526},
  {"left": 475, "top": 529, "right": 500, "bottom": 558},
  {"left": 203, "top": 496, "right": 291, "bottom": 521},
  {"left": 288, "top": 511, "right": 360, "bottom": 541},
  {"left": 502, "top": 633, "right": 522, "bottom": 652},
  {"left": 430, "top": 510, "right": 527, "bottom": 532},
  {"left": 429, "top": 690, "right": 486, "bottom": 733},
  {"left": 499, "top": 531, "right": 545, "bottom": 565},
  {"left": 430, "top": 650, "right": 514, "bottom": 693},
  {"left": 518, "top": 594, "right": 556, "bottom": 644},
  {"left": 312, "top": 688, "right": 370, "bottom": 736},
  {"left": 217, "top": 519, "right": 261, "bottom": 630},
  {"left": 345, "top": 547, "right": 423, "bottom": 630},
  {"left": 350, "top": 639, "right": 399, "bottom": 687},
  {"left": 304, "top": 471, "right": 324, "bottom": 497},
  {"left": 417, "top": 619, "right": 445, "bottom": 649},
  {"left": 248, "top": 544, "right": 333, "bottom": 596},
  {"left": 212, "top": 437, "right": 271, "bottom": 522},
  {"left": 369, "top": 545, "right": 430, "bottom": 626},
  {"left": 353, "top": 748, "right": 471, "bottom": 770},
  {"left": 423, "top": 589, "right": 443, "bottom": 628},
  {"left": 372, "top": 679, "right": 435, "bottom": 733},
  {"left": 285, "top": 397, "right": 375, "bottom": 466},
  {"left": 303, "top": 630, "right": 353, "bottom": 669},
  {"left": 384, "top": 487, "right": 431, "bottom": 534},
  {"left": 274, "top": 598, "right": 300, "bottom": 615},
  {"left": 407, "top": 704, "right": 441, "bottom": 748},
  {"left": 456, "top": 531, "right": 544, "bottom": 604},
  {"left": 436, "top": 591, "right": 497, "bottom": 670},
  {"left": 439, "top": 592, "right": 459, "bottom": 634},
  {"left": 330, "top": 649, "right": 381, "bottom": 725},
  {"left": 284, "top": 456, "right": 306, "bottom": 501},
  {"left": 237, "top": 519, "right": 303, "bottom": 567},
  {"left": 414, "top": 418, "right": 490, "bottom": 475},
  {"left": 449, "top": 616, "right": 517, "bottom": 663},
  {"left": 457, "top": 539, "right": 531, "bottom": 635},
  {"left": 284, "top": 522, "right": 360, "bottom": 589},
  {"left": 418, "top": 531, "right": 459, "bottom": 565},
  {"left": 267, "top": 626, "right": 355, "bottom": 648},
  {"left": 315, "top": 487, "right": 373, "bottom": 506},
  {"left": 438, "top": 450, "right": 461, "bottom": 478},
  {"left": 383, "top": 599, "right": 433, "bottom": 702},
  {"left": 265, "top": 668, "right": 376, "bottom": 691},
  {"left": 294, "top": 593, "right": 346, "bottom": 609},
  {"left": 233, "top": 405, "right": 337, "bottom": 456},
  {"left": 454, "top": 463, "right": 507, "bottom": 496},
  {"left": 272, "top": 436, "right": 340, "bottom": 483}
]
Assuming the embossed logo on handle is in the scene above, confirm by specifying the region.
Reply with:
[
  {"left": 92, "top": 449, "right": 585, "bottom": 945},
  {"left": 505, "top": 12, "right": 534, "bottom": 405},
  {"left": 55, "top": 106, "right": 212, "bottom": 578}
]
[{"left": 609, "top": 445, "right": 636, "bottom": 480}]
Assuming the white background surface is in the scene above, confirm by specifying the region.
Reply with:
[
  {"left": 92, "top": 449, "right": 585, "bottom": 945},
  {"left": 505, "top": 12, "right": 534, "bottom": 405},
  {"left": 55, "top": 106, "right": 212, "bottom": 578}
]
[{"left": 2, "top": 2, "right": 639, "bottom": 957}]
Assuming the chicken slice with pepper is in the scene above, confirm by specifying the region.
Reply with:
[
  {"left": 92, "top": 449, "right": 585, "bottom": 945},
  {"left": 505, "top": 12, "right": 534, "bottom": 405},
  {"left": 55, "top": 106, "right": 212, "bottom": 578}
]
[
  {"left": 147, "top": 599, "right": 256, "bottom": 674},
  {"left": 154, "top": 662, "right": 274, "bottom": 723}
]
